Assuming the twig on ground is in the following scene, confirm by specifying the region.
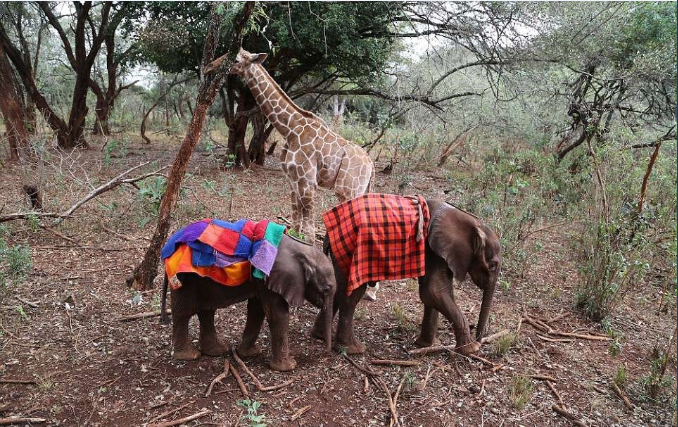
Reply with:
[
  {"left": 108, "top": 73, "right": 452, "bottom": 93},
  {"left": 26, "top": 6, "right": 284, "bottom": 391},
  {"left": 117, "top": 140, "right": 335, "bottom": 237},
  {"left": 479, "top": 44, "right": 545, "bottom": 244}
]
[
  {"left": 479, "top": 379, "right": 486, "bottom": 396},
  {"left": 232, "top": 350, "right": 294, "bottom": 391},
  {"left": 15, "top": 297, "right": 39, "bottom": 308},
  {"left": 0, "top": 417, "right": 47, "bottom": 425},
  {"left": 416, "top": 366, "right": 434, "bottom": 392},
  {"left": 535, "top": 334, "right": 575, "bottom": 343},
  {"left": 552, "top": 405, "right": 588, "bottom": 427},
  {"left": 290, "top": 405, "right": 311, "bottom": 421},
  {"left": 205, "top": 360, "right": 230, "bottom": 397},
  {"left": 371, "top": 359, "right": 420, "bottom": 367},
  {"left": 363, "top": 376, "right": 370, "bottom": 394},
  {"left": 0, "top": 379, "right": 36, "bottom": 385},
  {"left": 546, "top": 380, "right": 565, "bottom": 408},
  {"left": 147, "top": 401, "right": 194, "bottom": 425},
  {"left": 524, "top": 314, "right": 611, "bottom": 341},
  {"left": 229, "top": 364, "right": 249, "bottom": 397},
  {"left": 342, "top": 354, "right": 378, "bottom": 376},
  {"left": 515, "top": 317, "right": 523, "bottom": 337},
  {"left": 611, "top": 382, "right": 634, "bottom": 410},
  {"left": 118, "top": 310, "right": 171, "bottom": 322},
  {"left": 389, "top": 377, "right": 407, "bottom": 427},
  {"left": 148, "top": 408, "right": 211, "bottom": 427},
  {"left": 38, "top": 224, "right": 76, "bottom": 244},
  {"left": 530, "top": 374, "right": 557, "bottom": 382}
]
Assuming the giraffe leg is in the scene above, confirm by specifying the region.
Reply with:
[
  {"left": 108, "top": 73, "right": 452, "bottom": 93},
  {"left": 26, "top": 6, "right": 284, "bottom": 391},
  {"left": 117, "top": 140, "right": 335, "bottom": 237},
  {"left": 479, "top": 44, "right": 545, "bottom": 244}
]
[
  {"left": 297, "top": 179, "right": 317, "bottom": 242},
  {"left": 289, "top": 189, "right": 302, "bottom": 234}
]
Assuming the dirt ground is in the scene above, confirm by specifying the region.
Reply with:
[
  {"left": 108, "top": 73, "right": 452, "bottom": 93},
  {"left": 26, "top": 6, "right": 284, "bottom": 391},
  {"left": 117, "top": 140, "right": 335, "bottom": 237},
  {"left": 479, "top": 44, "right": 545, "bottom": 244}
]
[{"left": 1, "top": 136, "right": 676, "bottom": 426}]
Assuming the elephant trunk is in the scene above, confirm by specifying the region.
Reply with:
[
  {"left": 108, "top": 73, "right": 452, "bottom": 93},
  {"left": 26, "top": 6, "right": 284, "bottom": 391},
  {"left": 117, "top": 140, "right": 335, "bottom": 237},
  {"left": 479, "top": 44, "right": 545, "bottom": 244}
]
[
  {"left": 323, "top": 292, "right": 334, "bottom": 352},
  {"left": 476, "top": 282, "right": 495, "bottom": 340}
]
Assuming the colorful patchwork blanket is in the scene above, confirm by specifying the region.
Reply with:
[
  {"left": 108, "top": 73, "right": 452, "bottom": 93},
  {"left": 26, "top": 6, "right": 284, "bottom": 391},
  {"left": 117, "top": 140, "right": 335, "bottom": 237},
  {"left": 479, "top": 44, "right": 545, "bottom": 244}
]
[
  {"left": 161, "top": 219, "right": 286, "bottom": 288},
  {"left": 322, "top": 194, "right": 430, "bottom": 296}
]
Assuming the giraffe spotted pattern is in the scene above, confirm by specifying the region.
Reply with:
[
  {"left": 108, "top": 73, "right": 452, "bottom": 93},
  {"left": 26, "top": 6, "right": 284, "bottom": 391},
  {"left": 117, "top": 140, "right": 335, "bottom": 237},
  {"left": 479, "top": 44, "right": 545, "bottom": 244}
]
[{"left": 229, "top": 49, "right": 374, "bottom": 239}]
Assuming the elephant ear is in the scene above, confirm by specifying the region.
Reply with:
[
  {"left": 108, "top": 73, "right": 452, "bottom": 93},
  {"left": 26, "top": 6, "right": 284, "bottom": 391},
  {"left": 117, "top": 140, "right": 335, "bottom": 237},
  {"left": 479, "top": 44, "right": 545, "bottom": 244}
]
[
  {"left": 263, "top": 237, "right": 307, "bottom": 307},
  {"left": 427, "top": 202, "right": 478, "bottom": 282}
]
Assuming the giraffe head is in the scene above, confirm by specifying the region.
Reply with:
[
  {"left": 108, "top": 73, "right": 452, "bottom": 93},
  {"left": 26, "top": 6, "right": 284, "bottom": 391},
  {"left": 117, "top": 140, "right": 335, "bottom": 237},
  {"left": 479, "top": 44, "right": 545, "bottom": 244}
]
[{"left": 229, "top": 48, "right": 268, "bottom": 77}]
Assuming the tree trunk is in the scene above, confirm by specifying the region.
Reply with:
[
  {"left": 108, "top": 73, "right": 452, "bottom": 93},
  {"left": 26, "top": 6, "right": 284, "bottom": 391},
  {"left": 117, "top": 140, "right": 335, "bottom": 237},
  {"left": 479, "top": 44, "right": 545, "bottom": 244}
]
[
  {"left": 0, "top": 44, "right": 29, "bottom": 160},
  {"left": 227, "top": 87, "right": 253, "bottom": 168},
  {"left": 247, "top": 112, "right": 273, "bottom": 165},
  {"left": 637, "top": 141, "right": 662, "bottom": 215},
  {"left": 63, "top": 73, "right": 91, "bottom": 148},
  {"left": 128, "top": 1, "right": 254, "bottom": 291},
  {"left": 93, "top": 93, "right": 111, "bottom": 135},
  {"left": 332, "top": 94, "right": 346, "bottom": 127}
]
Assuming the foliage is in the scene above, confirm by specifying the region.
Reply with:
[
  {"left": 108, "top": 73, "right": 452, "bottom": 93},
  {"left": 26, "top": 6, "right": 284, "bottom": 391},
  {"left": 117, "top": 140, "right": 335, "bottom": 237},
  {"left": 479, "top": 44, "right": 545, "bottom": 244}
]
[
  {"left": 614, "top": 364, "right": 629, "bottom": 389},
  {"left": 137, "top": 176, "right": 168, "bottom": 216},
  {"left": 510, "top": 375, "right": 534, "bottom": 410},
  {"left": 0, "top": 226, "right": 32, "bottom": 288},
  {"left": 493, "top": 332, "right": 517, "bottom": 358},
  {"left": 237, "top": 398, "right": 267, "bottom": 427}
]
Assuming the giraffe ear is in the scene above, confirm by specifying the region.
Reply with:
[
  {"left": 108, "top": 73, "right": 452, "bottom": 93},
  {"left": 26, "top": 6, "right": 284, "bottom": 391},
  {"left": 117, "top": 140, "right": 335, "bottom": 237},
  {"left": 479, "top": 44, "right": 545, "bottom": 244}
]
[{"left": 251, "top": 53, "right": 268, "bottom": 64}]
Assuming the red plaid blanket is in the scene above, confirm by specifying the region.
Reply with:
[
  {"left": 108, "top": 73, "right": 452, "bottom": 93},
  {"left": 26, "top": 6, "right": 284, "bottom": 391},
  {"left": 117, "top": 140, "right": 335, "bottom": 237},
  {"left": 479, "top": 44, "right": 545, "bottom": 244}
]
[{"left": 322, "top": 194, "right": 430, "bottom": 295}]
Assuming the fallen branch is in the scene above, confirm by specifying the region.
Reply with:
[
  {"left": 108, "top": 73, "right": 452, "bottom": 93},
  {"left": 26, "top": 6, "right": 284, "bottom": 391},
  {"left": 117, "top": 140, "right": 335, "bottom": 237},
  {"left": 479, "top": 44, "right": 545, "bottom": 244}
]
[
  {"left": 232, "top": 350, "right": 294, "bottom": 391},
  {"left": 524, "top": 314, "right": 611, "bottom": 341},
  {"left": 0, "top": 162, "right": 168, "bottom": 224},
  {"left": 342, "top": 354, "right": 378, "bottom": 377},
  {"left": 535, "top": 334, "right": 575, "bottom": 343},
  {"left": 611, "top": 382, "right": 634, "bottom": 410},
  {"left": 550, "top": 331, "right": 611, "bottom": 341},
  {"left": 0, "top": 417, "right": 47, "bottom": 425},
  {"left": 15, "top": 297, "right": 39, "bottom": 308},
  {"left": 38, "top": 224, "right": 76, "bottom": 244},
  {"left": 148, "top": 408, "right": 211, "bottom": 427},
  {"left": 371, "top": 359, "right": 420, "bottom": 367},
  {"left": 530, "top": 374, "right": 557, "bottom": 382},
  {"left": 0, "top": 379, "right": 36, "bottom": 385},
  {"left": 205, "top": 360, "right": 230, "bottom": 397},
  {"left": 408, "top": 345, "right": 456, "bottom": 355},
  {"left": 388, "top": 377, "right": 407, "bottom": 427},
  {"left": 290, "top": 405, "right": 311, "bottom": 421},
  {"left": 118, "top": 310, "right": 171, "bottom": 322},
  {"left": 342, "top": 355, "right": 399, "bottom": 427},
  {"left": 480, "top": 329, "right": 511, "bottom": 344},
  {"left": 546, "top": 380, "right": 565, "bottom": 408},
  {"left": 229, "top": 364, "right": 249, "bottom": 397},
  {"left": 552, "top": 405, "right": 588, "bottom": 427}
]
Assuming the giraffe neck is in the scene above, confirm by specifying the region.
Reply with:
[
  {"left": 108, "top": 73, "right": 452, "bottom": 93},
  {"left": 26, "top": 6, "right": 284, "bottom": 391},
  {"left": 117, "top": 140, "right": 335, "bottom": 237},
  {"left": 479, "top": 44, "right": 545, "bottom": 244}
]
[{"left": 242, "top": 64, "right": 317, "bottom": 138}]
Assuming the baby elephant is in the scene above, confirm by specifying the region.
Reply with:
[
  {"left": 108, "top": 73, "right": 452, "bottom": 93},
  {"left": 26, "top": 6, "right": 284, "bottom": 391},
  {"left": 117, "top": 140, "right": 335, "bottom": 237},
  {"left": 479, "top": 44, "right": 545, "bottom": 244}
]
[{"left": 160, "top": 233, "right": 336, "bottom": 371}]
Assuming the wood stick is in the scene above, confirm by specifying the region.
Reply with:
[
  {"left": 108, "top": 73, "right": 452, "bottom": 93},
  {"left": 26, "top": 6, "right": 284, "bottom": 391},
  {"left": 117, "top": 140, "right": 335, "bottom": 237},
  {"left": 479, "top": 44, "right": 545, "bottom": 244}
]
[
  {"left": 416, "top": 366, "right": 433, "bottom": 392},
  {"left": 0, "top": 417, "right": 47, "bottom": 425},
  {"left": 515, "top": 317, "right": 523, "bottom": 337},
  {"left": 481, "top": 329, "right": 511, "bottom": 344},
  {"left": 536, "top": 334, "right": 575, "bottom": 343},
  {"left": 290, "top": 405, "right": 311, "bottom": 421},
  {"left": 409, "top": 345, "right": 456, "bottom": 355},
  {"left": 546, "top": 380, "right": 565, "bottom": 408},
  {"left": 550, "top": 331, "right": 611, "bottom": 341},
  {"left": 342, "top": 354, "right": 378, "bottom": 377},
  {"left": 118, "top": 310, "right": 171, "bottom": 322},
  {"left": 205, "top": 361, "right": 230, "bottom": 397},
  {"left": 229, "top": 364, "right": 249, "bottom": 397},
  {"left": 0, "top": 379, "right": 36, "bottom": 385},
  {"left": 148, "top": 409, "right": 211, "bottom": 427},
  {"left": 232, "top": 350, "right": 294, "bottom": 391},
  {"left": 612, "top": 382, "right": 634, "bottom": 410},
  {"left": 530, "top": 374, "right": 557, "bottom": 382},
  {"left": 147, "top": 401, "right": 193, "bottom": 425},
  {"left": 370, "top": 359, "right": 420, "bottom": 367},
  {"left": 389, "top": 378, "right": 406, "bottom": 427},
  {"left": 363, "top": 376, "right": 370, "bottom": 394},
  {"left": 552, "top": 404, "right": 588, "bottom": 427},
  {"left": 0, "top": 405, "right": 10, "bottom": 413},
  {"left": 15, "top": 297, "right": 39, "bottom": 308}
]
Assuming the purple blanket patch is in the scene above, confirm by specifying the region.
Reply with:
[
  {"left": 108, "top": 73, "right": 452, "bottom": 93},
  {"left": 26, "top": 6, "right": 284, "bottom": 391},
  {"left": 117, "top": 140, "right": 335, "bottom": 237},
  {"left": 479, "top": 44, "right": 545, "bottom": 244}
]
[
  {"left": 214, "top": 252, "right": 245, "bottom": 268},
  {"left": 250, "top": 240, "right": 278, "bottom": 277}
]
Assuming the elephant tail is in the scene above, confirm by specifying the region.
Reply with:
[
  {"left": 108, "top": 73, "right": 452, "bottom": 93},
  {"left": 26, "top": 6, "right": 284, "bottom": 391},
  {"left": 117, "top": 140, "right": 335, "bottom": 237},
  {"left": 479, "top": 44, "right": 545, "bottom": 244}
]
[{"left": 160, "top": 273, "right": 170, "bottom": 325}]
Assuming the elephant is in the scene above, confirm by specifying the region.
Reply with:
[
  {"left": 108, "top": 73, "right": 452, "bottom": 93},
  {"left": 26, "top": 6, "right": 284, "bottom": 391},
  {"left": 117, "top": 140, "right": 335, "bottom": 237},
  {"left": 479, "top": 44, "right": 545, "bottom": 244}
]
[
  {"left": 160, "top": 234, "right": 337, "bottom": 371},
  {"left": 312, "top": 198, "right": 501, "bottom": 356}
]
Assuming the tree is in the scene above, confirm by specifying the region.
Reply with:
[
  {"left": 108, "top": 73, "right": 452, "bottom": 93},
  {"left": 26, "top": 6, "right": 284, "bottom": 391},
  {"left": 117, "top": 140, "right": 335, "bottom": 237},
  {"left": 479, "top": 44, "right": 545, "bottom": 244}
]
[
  {"left": 125, "top": 2, "right": 404, "bottom": 166},
  {"left": 128, "top": 1, "right": 255, "bottom": 291},
  {"left": 0, "top": 2, "right": 118, "bottom": 148},
  {"left": 0, "top": 43, "right": 28, "bottom": 160}
]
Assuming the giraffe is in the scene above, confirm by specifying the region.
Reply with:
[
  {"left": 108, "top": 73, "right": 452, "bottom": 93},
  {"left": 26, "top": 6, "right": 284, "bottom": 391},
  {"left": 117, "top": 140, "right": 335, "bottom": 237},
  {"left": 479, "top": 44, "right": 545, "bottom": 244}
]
[{"left": 212, "top": 49, "right": 374, "bottom": 241}]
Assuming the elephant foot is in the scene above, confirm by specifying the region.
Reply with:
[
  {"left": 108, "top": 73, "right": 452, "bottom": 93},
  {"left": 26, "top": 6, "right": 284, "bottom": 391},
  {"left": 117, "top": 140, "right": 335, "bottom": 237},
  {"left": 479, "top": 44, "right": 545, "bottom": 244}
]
[
  {"left": 334, "top": 338, "right": 365, "bottom": 355},
  {"left": 200, "top": 339, "right": 230, "bottom": 357},
  {"left": 310, "top": 324, "right": 325, "bottom": 341},
  {"left": 269, "top": 357, "right": 297, "bottom": 372},
  {"left": 455, "top": 341, "right": 481, "bottom": 356},
  {"left": 237, "top": 343, "right": 262, "bottom": 358},
  {"left": 414, "top": 336, "right": 440, "bottom": 348},
  {"left": 174, "top": 345, "right": 201, "bottom": 361}
]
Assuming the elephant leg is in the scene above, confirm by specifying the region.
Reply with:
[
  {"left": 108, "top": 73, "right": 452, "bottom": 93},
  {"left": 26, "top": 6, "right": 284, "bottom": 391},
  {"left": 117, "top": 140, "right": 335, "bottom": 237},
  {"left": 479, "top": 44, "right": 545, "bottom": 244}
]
[
  {"left": 414, "top": 305, "right": 440, "bottom": 347},
  {"left": 198, "top": 309, "right": 229, "bottom": 357},
  {"left": 262, "top": 295, "right": 296, "bottom": 371},
  {"left": 420, "top": 261, "right": 479, "bottom": 356},
  {"left": 171, "top": 290, "right": 201, "bottom": 360},
  {"left": 238, "top": 299, "right": 264, "bottom": 357},
  {"left": 311, "top": 292, "right": 340, "bottom": 340},
  {"left": 334, "top": 284, "right": 368, "bottom": 354}
]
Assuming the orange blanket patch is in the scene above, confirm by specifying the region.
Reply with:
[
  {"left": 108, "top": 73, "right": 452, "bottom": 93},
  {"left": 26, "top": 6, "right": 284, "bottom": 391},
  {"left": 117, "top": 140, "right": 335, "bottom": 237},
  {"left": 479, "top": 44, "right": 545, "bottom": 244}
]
[{"left": 164, "top": 244, "right": 251, "bottom": 289}]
